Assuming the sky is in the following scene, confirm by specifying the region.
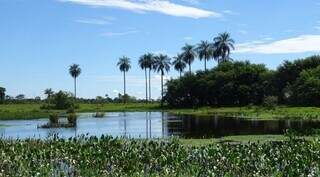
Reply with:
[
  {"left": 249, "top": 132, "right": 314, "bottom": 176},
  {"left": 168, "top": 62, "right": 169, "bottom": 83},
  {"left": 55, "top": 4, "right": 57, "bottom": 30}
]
[{"left": 1, "top": 0, "right": 320, "bottom": 99}]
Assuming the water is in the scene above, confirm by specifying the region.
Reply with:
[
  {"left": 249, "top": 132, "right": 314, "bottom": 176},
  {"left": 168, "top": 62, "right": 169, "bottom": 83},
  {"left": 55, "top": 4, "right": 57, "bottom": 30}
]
[{"left": 0, "top": 112, "right": 320, "bottom": 139}]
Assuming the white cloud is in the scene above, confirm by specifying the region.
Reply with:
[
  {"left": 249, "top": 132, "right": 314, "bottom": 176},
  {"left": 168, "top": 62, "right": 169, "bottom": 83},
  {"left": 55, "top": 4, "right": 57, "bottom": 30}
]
[
  {"left": 183, "top": 36, "right": 193, "bottom": 40},
  {"left": 101, "top": 30, "right": 138, "bottom": 37},
  {"left": 76, "top": 18, "right": 112, "bottom": 25},
  {"left": 60, "top": 0, "right": 220, "bottom": 19},
  {"left": 238, "top": 30, "right": 248, "bottom": 35},
  {"left": 236, "top": 35, "right": 320, "bottom": 54},
  {"left": 222, "top": 10, "right": 239, "bottom": 15},
  {"left": 113, "top": 89, "right": 120, "bottom": 93},
  {"left": 180, "top": 0, "right": 200, "bottom": 5}
]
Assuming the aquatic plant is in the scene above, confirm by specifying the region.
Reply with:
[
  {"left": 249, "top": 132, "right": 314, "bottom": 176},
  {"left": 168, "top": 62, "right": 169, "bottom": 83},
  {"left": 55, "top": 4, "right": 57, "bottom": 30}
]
[
  {"left": 67, "top": 113, "right": 77, "bottom": 125},
  {"left": 93, "top": 112, "right": 105, "bottom": 118},
  {"left": 0, "top": 136, "right": 319, "bottom": 176},
  {"left": 49, "top": 113, "right": 59, "bottom": 124}
]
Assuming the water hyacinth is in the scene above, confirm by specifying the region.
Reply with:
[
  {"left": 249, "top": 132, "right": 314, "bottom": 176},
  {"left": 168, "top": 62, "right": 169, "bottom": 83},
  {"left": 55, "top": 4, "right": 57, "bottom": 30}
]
[{"left": 0, "top": 136, "right": 319, "bottom": 176}]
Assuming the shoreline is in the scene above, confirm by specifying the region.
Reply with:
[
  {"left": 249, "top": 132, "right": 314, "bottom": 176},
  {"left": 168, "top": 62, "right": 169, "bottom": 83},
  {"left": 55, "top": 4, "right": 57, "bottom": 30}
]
[{"left": 1, "top": 103, "right": 320, "bottom": 120}]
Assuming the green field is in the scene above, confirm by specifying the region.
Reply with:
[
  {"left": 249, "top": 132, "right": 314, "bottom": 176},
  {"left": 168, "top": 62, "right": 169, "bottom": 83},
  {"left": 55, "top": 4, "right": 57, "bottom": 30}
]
[{"left": 1, "top": 103, "right": 320, "bottom": 120}]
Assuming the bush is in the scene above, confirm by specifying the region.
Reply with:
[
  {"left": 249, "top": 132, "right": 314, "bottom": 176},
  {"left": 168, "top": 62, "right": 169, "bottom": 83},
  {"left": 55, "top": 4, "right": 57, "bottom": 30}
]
[
  {"left": 52, "top": 91, "right": 74, "bottom": 110},
  {"left": 67, "top": 113, "right": 77, "bottom": 125},
  {"left": 263, "top": 96, "right": 278, "bottom": 110},
  {"left": 49, "top": 113, "right": 59, "bottom": 124},
  {"left": 93, "top": 112, "right": 105, "bottom": 118}
]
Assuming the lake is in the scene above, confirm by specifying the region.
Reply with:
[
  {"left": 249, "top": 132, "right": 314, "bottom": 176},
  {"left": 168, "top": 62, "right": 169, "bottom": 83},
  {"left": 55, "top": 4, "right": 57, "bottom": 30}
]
[{"left": 1, "top": 112, "right": 320, "bottom": 139}]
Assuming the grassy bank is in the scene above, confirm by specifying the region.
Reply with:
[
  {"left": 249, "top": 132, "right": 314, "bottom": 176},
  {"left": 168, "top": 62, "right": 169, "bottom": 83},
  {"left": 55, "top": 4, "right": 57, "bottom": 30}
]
[{"left": 1, "top": 103, "right": 320, "bottom": 120}]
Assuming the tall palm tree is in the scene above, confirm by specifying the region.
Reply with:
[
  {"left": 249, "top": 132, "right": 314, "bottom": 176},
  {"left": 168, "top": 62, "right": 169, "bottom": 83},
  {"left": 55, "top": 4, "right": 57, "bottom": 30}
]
[
  {"left": 181, "top": 44, "right": 196, "bottom": 73},
  {"left": 117, "top": 56, "right": 131, "bottom": 103},
  {"left": 69, "top": 64, "right": 81, "bottom": 98},
  {"left": 153, "top": 54, "right": 171, "bottom": 106},
  {"left": 213, "top": 32, "right": 235, "bottom": 63},
  {"left": 196, "top": 40, "right": 213, "bottom": 71},
  {"left": 139, "top": 54, "right": 150, "bottom": 103},
  {"left": 145, "top": 53, "right": 154, "bottom": 101},
  {"left": 172, "top": 53, "right": 186, "bottom": 78}
]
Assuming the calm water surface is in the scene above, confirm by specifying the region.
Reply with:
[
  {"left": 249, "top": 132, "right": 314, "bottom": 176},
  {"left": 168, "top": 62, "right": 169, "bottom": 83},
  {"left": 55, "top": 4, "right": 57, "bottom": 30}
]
[{"left": 1, "top": 112, "right": 320, "bottom": 139}]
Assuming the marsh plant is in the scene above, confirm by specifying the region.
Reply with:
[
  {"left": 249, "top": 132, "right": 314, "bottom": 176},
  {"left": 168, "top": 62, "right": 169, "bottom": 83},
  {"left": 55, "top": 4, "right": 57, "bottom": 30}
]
[
  {"left": 0, "top": 136, "right": 320, "bottom": 176},
  {"left": 67, "top": 113, "right": 77, "bottom": 125},
  {"left": 49, "top": 113, "right": 59, "bottom": 124}
]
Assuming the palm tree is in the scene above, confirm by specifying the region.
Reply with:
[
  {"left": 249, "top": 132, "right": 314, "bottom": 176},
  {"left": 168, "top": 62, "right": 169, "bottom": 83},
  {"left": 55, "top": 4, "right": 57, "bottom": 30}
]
[
  {"left": 44, "top": 88, "right": 54, "bottom": 99},
  {"left": 117, "top": 56, "right": 131, "bottom": 103},
  {"left": 0, "top": 87, "right": 6, "bottom": 104},
  {"left": 153, "top": 54, "right": 171, "bottom": 106},
  {"left": 69, "top": 64, "right": 81, "bottom": 98},
  {"left": 213, "top": 32, "right": 235, "bottom": 63},
  {"left": 44, "top": 88, "right": 54, "bottom": 105},
  {"left": 139, "top": 54, "right": 150, "bottom": 103},
  {"left": 181, "top": 44, "right": 196, "bottom": 73},
  {"left": 145, "top": 53, "right": 154, "bottom": 101},
  {"left": 172, "top": 53, "right": 186, "bottom": 78},
  {"left": 196, "top": 40, "right": 213, "bottom": 71}
]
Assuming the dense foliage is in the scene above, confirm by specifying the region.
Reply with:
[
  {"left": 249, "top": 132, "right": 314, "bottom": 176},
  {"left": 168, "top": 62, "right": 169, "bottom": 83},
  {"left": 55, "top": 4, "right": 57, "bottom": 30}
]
[
  {"left": 166, "top": 56, "right": 320, "bottom": 107},
  {"left": 0, "top": 87, "right": 5, "bottom": 104},
  {"left": 0, "top": 136, "right": 319, "bottom": 176}
]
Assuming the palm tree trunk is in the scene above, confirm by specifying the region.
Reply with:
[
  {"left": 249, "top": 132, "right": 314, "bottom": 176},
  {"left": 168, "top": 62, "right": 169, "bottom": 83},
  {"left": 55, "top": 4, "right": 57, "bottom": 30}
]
[
  {"left": 74, "top": 77, "right": 77, "bottom": 98},
  {"left": 145, "top": 68, "right": 148, "bottom": 103},
  {"left": 204, "top": 55, "right": 207, "bottom": 71},
  {"left": 161, "top": 71, "right": 164, "bottom": 107},
  {"left": 149, "top": 69, "right": 151, "bottom": 102},
  {"left": 123, "top": 71, "right": 126, "bottom": 104},
  {"left": 189, "top": 61, "right": 191, "bottom": 74},
  {"left": 179, "top": 70, "right": 182, "bottom": 78}
]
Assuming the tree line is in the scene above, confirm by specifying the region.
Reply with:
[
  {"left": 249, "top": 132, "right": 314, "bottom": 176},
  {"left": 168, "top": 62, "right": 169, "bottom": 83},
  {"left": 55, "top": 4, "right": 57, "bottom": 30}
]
[{"left": 165, "top": 55, "right": 320, "bottom": 107}]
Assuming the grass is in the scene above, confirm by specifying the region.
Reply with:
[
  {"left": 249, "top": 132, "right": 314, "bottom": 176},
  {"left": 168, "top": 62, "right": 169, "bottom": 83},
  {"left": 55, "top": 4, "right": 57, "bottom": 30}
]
[
  {"left": 1, "top": 103, "right": 320, "bottom": 120},
  {"left": 180, "top": 134, "right": 320, "bottom": 146}
]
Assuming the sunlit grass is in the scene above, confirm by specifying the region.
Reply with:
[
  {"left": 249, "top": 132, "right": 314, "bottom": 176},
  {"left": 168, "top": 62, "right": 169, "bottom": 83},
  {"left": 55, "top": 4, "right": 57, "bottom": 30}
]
[{"left": 1, "top": 103, "right": 320, "bottom": 120}]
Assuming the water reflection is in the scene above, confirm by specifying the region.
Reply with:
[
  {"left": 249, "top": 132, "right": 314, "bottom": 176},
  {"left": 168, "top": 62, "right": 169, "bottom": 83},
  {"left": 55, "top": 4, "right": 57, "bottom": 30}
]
[{"left": 0, "top": 112, "right": 320, "bottom": 139}]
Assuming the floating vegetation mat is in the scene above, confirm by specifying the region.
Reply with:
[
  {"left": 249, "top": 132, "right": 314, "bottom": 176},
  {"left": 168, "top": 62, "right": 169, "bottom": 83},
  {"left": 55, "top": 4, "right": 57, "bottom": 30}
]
[{"left": 0, "top": 136, "right": 319, "bottom": 176}]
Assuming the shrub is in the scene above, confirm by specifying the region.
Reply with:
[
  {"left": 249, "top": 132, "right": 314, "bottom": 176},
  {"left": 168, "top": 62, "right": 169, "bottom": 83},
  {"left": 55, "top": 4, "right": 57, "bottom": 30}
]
[
  {"left": 49, "top": 113, "right": 59, "bottom": 124},
  {"left": 263, "top": 96, "right": 278, "bottom": 110},
  {"left": 67, "top": 113, "right": 77, "bottom": 125},
  {"left": 52, "top": 91, "right": 74, "bottom": 110},
  {"left": 93, "top": 112, "right": 105, "bottom": 118}
]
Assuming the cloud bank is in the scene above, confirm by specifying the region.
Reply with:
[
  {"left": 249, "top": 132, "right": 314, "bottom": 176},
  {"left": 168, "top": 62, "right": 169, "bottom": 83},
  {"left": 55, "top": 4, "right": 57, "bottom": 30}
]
[
  {"left": 60, "top": 0, "right": 220, "bottom": 19},
  {"left": 236, "top": 35, "right": 320, "bottom": 54}
]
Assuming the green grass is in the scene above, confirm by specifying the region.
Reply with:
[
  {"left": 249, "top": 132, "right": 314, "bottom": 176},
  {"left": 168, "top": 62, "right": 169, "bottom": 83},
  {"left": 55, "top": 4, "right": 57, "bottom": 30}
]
[
  {"left": 168, "top": 106, "right": 320, "bottom": 120},
  {"left": 1, "top": 103, "right": 320, "bottom": 120},
  {"left": 180, "top": 134, "right": 320, "bottom": 146}
]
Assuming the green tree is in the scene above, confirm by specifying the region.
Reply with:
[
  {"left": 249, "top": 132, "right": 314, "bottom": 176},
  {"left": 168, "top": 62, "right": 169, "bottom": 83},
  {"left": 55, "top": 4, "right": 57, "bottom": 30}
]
[
  {"left": 196, "top": 40, "right": 213, "bottom": 71},
  {"left": 172, "top": 53, "right": 186, "bottom": 78},
  {"left": 44, "top": 88, "right": 54, "bottom": 105},
  {"left": 117, "top": 56, "right": 131, "bottom": 103},
  {"left": 181, "top": 44, "right": 196, "bottom": 73},
  {"left": 0, "top": 87, "right": 6, "bottom": 104},
  {"left": 52, "top": 91, "right": 74, "bottom": 109},
  {"left": 69, "top": 64, "right": 81, "bottom": 98},
  {"left": 153, "top": 54, "right": 171, "bottom": 106},
  {"left": 139, "top": 54, "right": 150, "bottom": 103},
  {"left": 213, "top": 32, "right": 235, "bottom": 63}
]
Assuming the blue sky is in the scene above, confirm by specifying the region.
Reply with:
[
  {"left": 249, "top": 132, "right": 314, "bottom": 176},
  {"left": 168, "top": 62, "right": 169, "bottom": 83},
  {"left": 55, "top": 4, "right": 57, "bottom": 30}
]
[{"left": 1, "top": 0, "right": 320, "bottom": 99}]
